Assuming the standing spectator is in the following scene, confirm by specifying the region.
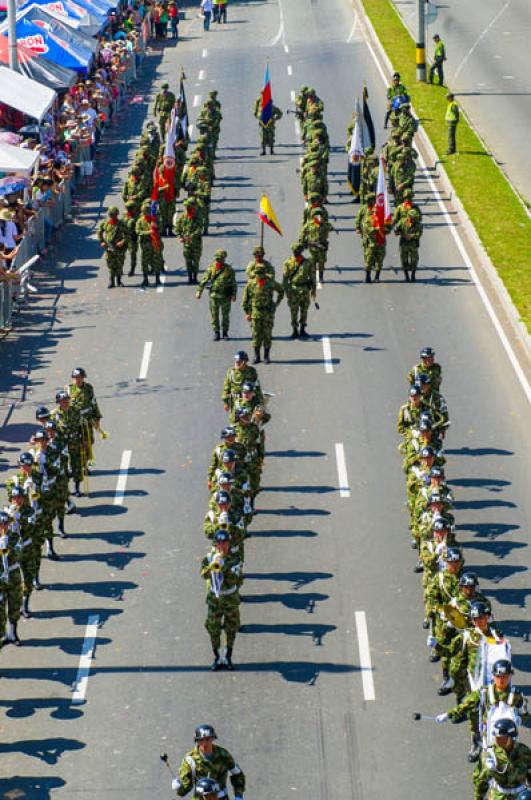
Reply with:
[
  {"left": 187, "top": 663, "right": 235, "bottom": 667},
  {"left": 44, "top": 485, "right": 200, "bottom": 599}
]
[
  {"left": 217, "top": 0, "right": 227, "bottom": 23},
  {"left": 160, "top": 3, "right": 169, "bottom": 38},
  {"left": 168, "top": 1, "right": 179, "bottom": 38},
  {"left": 429, "top": 34, "right": 446, "bottom": 86},
  {"left": 201, "top": 0, "right": 212, "bottom": 31},
  {"left": 445, "top": 93, "right": 459, "bottom": 155}
]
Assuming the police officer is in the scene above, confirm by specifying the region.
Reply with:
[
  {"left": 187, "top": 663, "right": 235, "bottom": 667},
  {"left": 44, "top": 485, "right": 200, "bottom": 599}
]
[
  {"left": 429, "top": 34, "right": 446, "bottom": 86},
  {"left": 172, "top": 725, "right": 245, "bottom": 799}
]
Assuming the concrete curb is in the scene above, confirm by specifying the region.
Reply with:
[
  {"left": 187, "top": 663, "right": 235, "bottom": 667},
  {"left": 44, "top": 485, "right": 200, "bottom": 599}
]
[{"left": 351, "top": 0, "right": 531, "bottom": 377}]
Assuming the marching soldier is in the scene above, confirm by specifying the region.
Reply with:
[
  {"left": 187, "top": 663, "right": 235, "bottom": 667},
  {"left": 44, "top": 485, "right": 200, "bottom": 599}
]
[
  {"left": 222, "top": 351, "right": 263, "bottom": 413},
  {"left": 98, "top": 206, "right": 128, "bottom": 289},
  {"left": 174, "top": 198, "right": 204, "bottom": 284},
  {"left": 153, "top": 81, "right": 176, "bottom": 139},
  {"left": 393, "top": 189, "right": 423, "bottom": 282},
  {"left": 384, "top": 72, "right": 408, "bottom": 129},
  {"left": 196, "top": 250, "right": 237, "bottom": 340},
  {"left": 282, "top": 242, "right": 316, "bottom": 339},
  {"left": 246, "top": 245, "right": 275, "bottom": 280},
  {"left": 0, "top": 510, "right": 23, "bottom": 646},
  {"left": 473, "top": 718, "right": 531, "bottom": 800},
  {"left": 408, "top": 347, "right": 442, "bottom": 391},
  {"left": 242, "top": 261, "right": 284, "bottom": 364},
  {"left": 200, "top": 531, "right": 242, "bottom": 670},
  {"left": 171, "top": 725, "right": 245, "bottom": 798},
  {"left": 69, "top": 367, "right": 103, "bottom": 487},
  {"left": 124, "top": 200, "right": 138, "bottom": 277},
  {"left": 136, "top": 200, "right": 165, "bottom": 288},
  {"left": 253, "top": 95, "right": 283, "bottom": 155},
  {"left": 6, "top": 486, "right": 37, "bottom": 619},
  {"left": 299, "top": 205, "right": 334, "bottom": 283}
]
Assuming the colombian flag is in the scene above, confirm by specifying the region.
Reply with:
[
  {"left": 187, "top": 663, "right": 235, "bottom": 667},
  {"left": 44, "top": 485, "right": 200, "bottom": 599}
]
[
  {"left": 260, "top": 63, "right": 273, "bottom": 128},
  {"left": 258, "top": 193, "right": 283, "bottom": 236}
]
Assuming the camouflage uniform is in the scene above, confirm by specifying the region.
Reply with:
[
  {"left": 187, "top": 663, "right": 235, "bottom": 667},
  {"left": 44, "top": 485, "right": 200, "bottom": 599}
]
[
  {"left": 136, "top": 202, "right": 165, "bottom": 286},
  {"left": 253, "top": 96, "right": 283, "bottom": 153},
  {"left": 283, "top": 245, "right": 316, "bottom": 336},
  {"left": 473, "top": 742, "right": 531, "bottom": 800},
  {"left": 299, "top": 208, "right": 334, "bottom": 282},
  {"left": 222, "top": 363, "right": 263, "bottom": 411},
  {"left": 197, "top": 251, "right": 237, "bottom": 338},
  {"left": 174, "top": 743, "right": 245, "bottom": 797},
  {"left": 98, "top": 207, "right": 128, "bottom": 287},
  {"left": 124, "top": 201, "right": 138, "bottom": 276},
  {"left": 201, "top": 548, "right": 242, "bottom": 650},
  {"left": 7, "top": 500, "right": 36, "bottom": 605},
  {"left": 408, "top": 361, "right": 442, "bottom": 391},
  {"left": 174, "top": 202, "right": 203, "bottom": 283},
  {"left": 242, "top": 270, "right": 284, "bottom": 363},
  {"left": 153, "top": 85, "right": 176, "bottom": 139},
  {"left": 393, "top": 195, "right": 423, "bottom": 280}
]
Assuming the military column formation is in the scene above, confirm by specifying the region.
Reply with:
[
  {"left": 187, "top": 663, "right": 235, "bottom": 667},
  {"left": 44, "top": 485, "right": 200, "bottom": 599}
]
[{"left": 398, "top": 348, "right": 531, "bottom": 796}]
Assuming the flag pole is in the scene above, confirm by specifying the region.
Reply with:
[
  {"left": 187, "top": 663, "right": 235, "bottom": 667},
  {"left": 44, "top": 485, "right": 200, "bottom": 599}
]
[{"left": 260, "top": 220, "right": 264, "bottom": 249}]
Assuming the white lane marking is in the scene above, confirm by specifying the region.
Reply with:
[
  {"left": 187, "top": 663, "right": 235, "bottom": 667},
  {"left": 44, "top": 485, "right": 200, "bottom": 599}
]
[
  {"left": 202, "top": 48, "right": 208, "bottom": 58},
  {"left": 157, "top": 274, "right": 166, "bottom": 294},
  {"left": 284, "top": 43, "right": 289, "bottom": 54},
  {"left": 321, "top": 336, "right": 333, "bottom": 374},
  {"left": 269, "top": 0, "right": 285, "bottom": 46},
  {"left": 290, "top": 89, "right": 296, "bottom": 102},
  {"left": 335, "top": 443, "right": 350, "bottom": 498},
  {"left": 355, "top": 611, "right": 376, "bottom": 701},
  {"left": 199, "top": 69, "right": 206, "bottom": 80},
  {"left": 287, "top": 64, "right": 293, "bottom": 76},
  {"left": 188, "top": 124, "right": 194, "bottom": 139},
  {"left": 294, "top": 120, "right": 301, "bottom": 137},
  {"left": 72, "top": 615, "right": 99, "bottom": 705},
  {"left": 346, "top": 14, "right": 359, "bottom": 43},
  {"left": 193, "top": 94, "right": 201, "bottom": 107},
  {"left": 139, "top": 341, "right": 152, "bottom": 380},
  {"left": 453, "top": 0, "right": 512, "bottom": 80},
  {"left": 362, "top": 28, "right": 531, "bottom": 405},
  {"left": 502, "top": 75, "right": 514, "bottom": 79},
  {"left": 114, "top": 450, "right": 132, "bottom": 506}
]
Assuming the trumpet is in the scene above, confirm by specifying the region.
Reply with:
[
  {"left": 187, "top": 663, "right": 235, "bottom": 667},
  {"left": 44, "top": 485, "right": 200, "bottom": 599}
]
[{"left": 209, "top": 557, "right": 224, "bottom": 573}]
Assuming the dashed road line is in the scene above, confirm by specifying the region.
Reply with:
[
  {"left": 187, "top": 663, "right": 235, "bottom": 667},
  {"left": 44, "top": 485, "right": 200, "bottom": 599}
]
[
  {"left": 72, "top": 615, "right": 99, "bottom": 705},
  {"left": 114, "top": 450, "right": 132, "bottom": 506},
  {"left": 294, "top": 119, "right": 301, "bottom": 137},
  {"left": 355, "top": 611, "right": 376, "bottom": 701},
  {"left": 321, "top": 336, "right": 333, "bottom": 373},
  {"left": 199, "top": 69, "right": 206, "bottom": 80},
  {"left": 334, "top": 443, "right": 350, "bottom": 498},
  {"left": 202, "top": 48, "right": 208, "bottom": 58},
  {"left": 284, "top": 43, "right": 289, "bottom": 54},
  {"left": 139, "top": 341, "right": 152, "bottom": 380},
  {"left": 287, "top": 64, "right": 293, "bottom": 76},
  {"left": 193, "top": 94, "right": 201, "bottom": 107}
]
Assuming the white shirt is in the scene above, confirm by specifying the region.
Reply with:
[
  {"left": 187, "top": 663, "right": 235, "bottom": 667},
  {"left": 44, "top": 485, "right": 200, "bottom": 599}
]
[
  {"left": 201, "top": 0, "right": 213, "bottom": 11},
  {"left": 0, "top": 220, "right": 18, "bottom": 249}
]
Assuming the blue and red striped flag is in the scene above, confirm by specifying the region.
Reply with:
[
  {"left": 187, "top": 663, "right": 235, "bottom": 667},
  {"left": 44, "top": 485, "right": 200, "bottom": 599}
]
[{"left": 260, "top": 63, "right": 273, "bottom": 128}]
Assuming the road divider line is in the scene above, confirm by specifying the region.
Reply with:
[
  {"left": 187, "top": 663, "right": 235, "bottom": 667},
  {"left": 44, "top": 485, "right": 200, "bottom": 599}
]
[
  {"left": 346, "top": 14, "right": 359, "bottom": 43},
  {"left": 334, "top": 443, "right": 350, "bottom": 498},
  {"left": 188, "top": 124, "right": 194, "bottom": 139},
  {"left": 157, "top": 274, "right": 166, "bottom": 294},
  {"left": 193, "top": 94, "right": 201, "bottom": 107},
  {"left": 198, "top": 69, "right": 206, "bottom": 80},
  {"left": 268, "top": 0, "right": 285, "bottom": 46},
  {"left": 72, "top": 614, "right": 99, "bottom": 705},
  {"left": 138, "top": 341, "right": 152, "bottom": 380},
  {"left": 202, "top": 48, "right": 208, "bottom": 58},
  {"left": 290, "top": 89, "right": 296, "bottom": 102},
  {"left": 321, "top": 336, "right": 333, "bottom": 373},
  {"left": 114, "top": 450, "right": 132, "bottom": 506},
  {"left": 284, "top": 43, "right": 289, "bottom": 53},
  {"left": 355, "top": 611, "right": 375, "bottom": 701},
  {"left": 294, "top": 120, "right": 301, "bottom": 137},
  {"left": 361, "top": 20, "right": 531, "bottom": 405},
  {"left": 287, "top": 64, "right": 293, "bottom": 76}
]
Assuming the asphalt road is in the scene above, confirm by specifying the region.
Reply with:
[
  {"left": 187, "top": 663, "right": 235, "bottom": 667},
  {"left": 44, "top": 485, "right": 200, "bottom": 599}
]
[
  {"left": 391, "top": 0, "right": 531, "bottom": 202},
  {"left": 0, "top": 0, "right": 529, "bottom": 798}
]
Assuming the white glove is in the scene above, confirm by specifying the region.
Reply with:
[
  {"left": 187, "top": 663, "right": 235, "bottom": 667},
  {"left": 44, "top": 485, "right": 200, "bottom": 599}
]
[
  {"left": 427, "top": 635, "right": 437, "bottom": 648},
  {"left": 436, "top": 713, "right": 448, "bottom": 724},
  {"left": 171, "top": 778, "right": 181, "bottom": 792},
  {"left": 484, "top": 749, "right": 497, "bottom": 771}
]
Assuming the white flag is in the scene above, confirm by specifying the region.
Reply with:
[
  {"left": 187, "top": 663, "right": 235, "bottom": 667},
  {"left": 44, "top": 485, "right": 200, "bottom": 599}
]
[{"left": 348, "top": 98, "right": 363, "bottom": 162}]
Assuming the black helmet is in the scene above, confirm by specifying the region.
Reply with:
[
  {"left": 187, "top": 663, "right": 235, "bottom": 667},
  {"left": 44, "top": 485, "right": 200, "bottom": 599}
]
[
  {"left": 459, "top": 571, "right": 478, "bottom": 588},
  {"left": 45, "top": 420, "right": 57, "bottom": 432},
  {"left": 234, "top": 351, "right": 248, "bottom": 362},
  {"left": 470, "top": 600, "right": 490, "bottom": 619},
  {"left": 0, "top": 511, "right": 10, "bottom": 525},
  {"left": 214, "top": 491, "right": 231, "bottom": 506},
  {"left": 492, "top": 718, "right": 517, "bottom": 738},
  {"left": 429, "top": 492, "right": 443, "bottom": 504},
  {"left": 446, "top": 547, "right": 462, "bottom": 563},
  {"left": 194, "top": 724, "right": 217, "bottom": 741},
  {"left": 71, "top": 367, "right": 86, "bottom": 378},
  {"left": 56, "top": 390, "right": 69, "bottom": 402},
  {"left": 492, "top": 659, "right": 513, "bottom": 677},
  {"left": 222, "top": 449, "right": 236, "bottom": 464},
  {"left": 409, "top": 386, "right": 420, "bottom": 397},
  {"left": 241, "top": 381, "right": 255, "bottom": 393},
  {"left": 196, "top": 779, "right": 220, "bottom": 798},
  {"left": 33, "top": 429, "right": 48, "bottom": 442},
  {"left": 420, "top": 446, "right": 435, "bottom": 458},
  {"left": 10, "top": 485, "right": 26, "bottom": 498},
  {"left": 429, "top": 466, "right": 444, "bottom": 478},
  {"left": 419, "top": 419, "right": 433, "bottom": 432},
  {"left": 221, "top": 426, "right": 235, "bottom": 439},
  {"left": 420, "top": 346, "right": 435, "bottom": 358},
  {"left": 35, "top": 405, "right": 50, "bottom": 421},
  {"left": 432, "top": 517, "right": 450, "bottom": 532},
  {"left": 217, "top": 472, "right": 233, "bottom": 487},
  {"left": 19, "top": 452, "right": 34, "bottom": 466},
  {"left": 214, "top": 530, "right": 230, "bottom": 543},
  {"left": 418, "top": 373, "right": 431, "bottom": 385}
]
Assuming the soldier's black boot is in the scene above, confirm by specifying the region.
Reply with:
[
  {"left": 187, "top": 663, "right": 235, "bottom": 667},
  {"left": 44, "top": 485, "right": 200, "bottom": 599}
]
[
  {"left": 299, "top": 324, "right": 308, "bottom": 339},
  {"left": 318, "top": 269, "right": 324, "bottom": 283},
  {"left": 21, "top": 595, "right": 31, "bottom": 619},
  {"left": 438, "top": 670, "right": 454, "bottom": 695},
  {"left": 467, "top": 735, "right": 481, "bottom": 763},
  {"left": 222, "top": 330, "right": 229, "bottom": 340},
  {"left": 404, "top": 270, "right": 410, "bottom": 282},
  {"left": 5, "top": 621, "right": 21, "bottom": 646},
  {"left": 290, "top": 325, "right": 298, "bottom": 339},
  {"left": 128, "top": 265, "right": 135, "bottom": 277},
  {"left": 270, "top": 147, "right": 274, "bottom": 155},
  {"left": 411, "top": 270, "right": 416, "bottom": 282},
  {"left": 211, "top": 647, "right": 222, "bottom": 671},
  {"left": 46, "top": 538, "right": 60, "bottom": 561},
  {"left": 187, "top": 271, "right": 192, "bottom": 284},
  {"left": 225, "top": 646, "right": 234, "bottom": 670},
  {"left": 253, "top": 347, "right": 261, "bottom": 364},
  {"left": 108, "top": 276, "right": 115, "bottom": 289},
  {"left": 365, "top": 271, "right": 371, "bottom": 284},
  {"left": 155, "top": 274, "right": 162, "bottom": 286},
  {"left": 374, "top": 271, "right": 381, "bottom": 283},
  {"left": 33, "top": 567, "right": 43, "bottom": 591},
  {"left": 141, "top": 276, "right": 149, "bottom": 288},
  {"left": 117, "top": 275, "right": 124, "bottom": 287},
  {"left": 213, "top": 331, "right": 220, "bottom": 341},
  {"left": 413, "top": 559, "right": 423, "bottom": 573},
  {"left": 66, "top": 497, "right": 76, "bottom": 515},
  {"left": 57, "top": 516, "right": 66, "bottom": 538},
  {"left": 263, "top": 347, "right": 271, "bottom": 364},
  {"left": 74, "top": 481, "right": 83, "bottom": 498},
  {"left": 261, "top": 147, "right": 266, "bottom": 156}
]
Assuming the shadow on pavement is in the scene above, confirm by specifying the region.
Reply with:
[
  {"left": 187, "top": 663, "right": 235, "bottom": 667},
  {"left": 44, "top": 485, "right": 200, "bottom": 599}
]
[
  {"left": 251, "top": 529, "right": 318, "bottom": 538},
  {"left": 0, "top": 737, "right": 85, "bottom": 763},
  {"left": 244, "top": 571, "right": 333, "bottom": 588},
  {"left": 241, "top": 622, "right": 337, "bottom": 645},
  {"left": 0, "top": 776, "right": 66, "bottom": 799}
]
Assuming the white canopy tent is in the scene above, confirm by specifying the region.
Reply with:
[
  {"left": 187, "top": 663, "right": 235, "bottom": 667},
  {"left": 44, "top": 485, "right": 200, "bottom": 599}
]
[
  {"left": 0, "top": 66, "right": 56, "bottom": 122},
  {"left": 0, "top": 140, "right": 40, "bottom": 174}
]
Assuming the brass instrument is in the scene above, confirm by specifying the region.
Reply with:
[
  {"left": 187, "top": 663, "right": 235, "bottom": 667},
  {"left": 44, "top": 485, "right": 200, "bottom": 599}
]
[{"left": 441, "top": 603, "right": 468, "bottom": 630}]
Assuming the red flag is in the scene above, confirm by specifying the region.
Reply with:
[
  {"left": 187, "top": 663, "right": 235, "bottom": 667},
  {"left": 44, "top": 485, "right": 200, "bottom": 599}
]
[{"left": 375, "top": 156, "right": 391, "bottom": 238}]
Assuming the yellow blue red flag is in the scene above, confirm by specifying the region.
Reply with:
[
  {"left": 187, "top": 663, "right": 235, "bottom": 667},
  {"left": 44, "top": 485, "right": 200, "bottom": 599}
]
[{"left": 258, "top": 194, "right": 283, "bottom": 236}]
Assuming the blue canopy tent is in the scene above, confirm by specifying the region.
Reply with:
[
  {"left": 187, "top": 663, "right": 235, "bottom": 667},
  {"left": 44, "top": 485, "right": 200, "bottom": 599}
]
[
  {"left": 17, "top": 0, "right": 106, "bottom": 36},
  {"left": 21, "top": 5, "right": 99, "bottom": 53},
  {"left": 0, "top": 15, "right": 94, "bottom": 74}
]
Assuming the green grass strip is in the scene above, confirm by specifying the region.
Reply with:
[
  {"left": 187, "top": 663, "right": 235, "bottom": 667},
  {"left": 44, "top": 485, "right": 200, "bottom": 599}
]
[{"left": 360, "top": 0, "right": 531, "bottom": 332}]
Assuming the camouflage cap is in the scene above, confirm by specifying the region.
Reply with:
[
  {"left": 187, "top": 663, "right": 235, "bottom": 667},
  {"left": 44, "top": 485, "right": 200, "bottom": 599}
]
[
  {"left": 366, "top": 192, "right": 376, "bottom": 204},
  {"left": 402, "top": 188, "right": 414, "bottom": 199},
  {"left": 291, "top": 242, "right": 304, "bottom": 254},
  {"left": 125, "top": 200, "right": 137, "bottom": 210},
  {"left": 108, "top": 206, "right": 119, "bottom": 216},
  {"left": 208, "top": 90, "right": 218, "bottom": 97},
  {"left": 308, "top": 191, "right": 322, "bottom": 202},
  {"left": 183, "top": 197, "right": 197, "bottom": 207},
  {"left": 141, "top": 199, "right": 152, "bottom": 210},
  {"left": 214, "top": 249, "right": 227, "bottom": 258},
  {"left": 161, "top": 81, "right": 169, "bottom": 89},
  {"left": 253, "top": 245, "right": 265, "bottom": 256}
]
